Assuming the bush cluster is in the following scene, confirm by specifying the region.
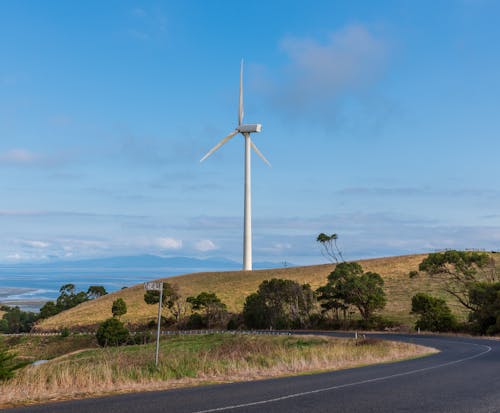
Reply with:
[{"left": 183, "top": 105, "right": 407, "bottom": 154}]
[
  {"left": 411, "top": 293, "right": 457, "bottom": 332},
  {"left": 96, "top": 318, "right": 130, "bottom": 347}
]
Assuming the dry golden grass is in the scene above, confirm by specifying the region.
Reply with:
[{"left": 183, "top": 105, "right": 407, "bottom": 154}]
[
  {"left": 36, "top": 262, "right": 338, "bottom": 330},
  {"left": 0, "top": 310, "right": 5, "bottom": 319},
  {"left": 0, "top": 334, "right": 436, "bottom": 407},
  {"left": 35, "top": 253, "right": 497, "bottom": 331}
]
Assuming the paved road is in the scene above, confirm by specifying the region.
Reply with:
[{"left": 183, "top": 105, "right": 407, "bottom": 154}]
[{"left": 4, "top": 333, "right": 500, "bottom": 413}]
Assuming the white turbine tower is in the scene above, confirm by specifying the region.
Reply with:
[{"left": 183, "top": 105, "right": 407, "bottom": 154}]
[{"left": 200, "top": 60, "right": 270, "bottom": 271}]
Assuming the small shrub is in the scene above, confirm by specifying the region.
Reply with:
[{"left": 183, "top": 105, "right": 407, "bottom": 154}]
[
  {"left": 162, "top": 316, "right": 176, "bottom": 328},
  {"left": 355, "top": 338, "right": 383, "bottom": 346},
  {"left": 185, "top": 313, "right": 206, "bottom": 330},
  {"left": 227, "top": 314, "right": 244, "bottom": 330},
  {"left": 111, "top": 298, "right": 127, "bottom": 318},
  {"left": 60, "top": 327, "right": 70, "bottom": 337},
  {"left": 411, "top": 293, "right": 457, "bottom": 332},
  {"left": 468, "top": 282, "right": 500, "bottom": 335},
  {"left": 358, "top": 316, "right": 398, "bottom": 330},
  {"left": 0, "top": 341, "right": 22, "bottom": 381},
  {"left": 129, "top": 331, "right": 153, "bottom": 345},
  {"left": 147, "top": 316, "right": 176, "bottom": 329},
  {"left": 96, "top": 318, "right": 130, "bottom": 347}
]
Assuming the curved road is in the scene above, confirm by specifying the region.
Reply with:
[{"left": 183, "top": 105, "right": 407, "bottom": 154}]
[{"left": 4, "top": 333, "right": 500, "bottom": 413}]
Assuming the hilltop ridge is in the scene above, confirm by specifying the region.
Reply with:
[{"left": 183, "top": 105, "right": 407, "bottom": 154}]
[{"left": 35, "top": 253, "right": 452, "bottom": 331}]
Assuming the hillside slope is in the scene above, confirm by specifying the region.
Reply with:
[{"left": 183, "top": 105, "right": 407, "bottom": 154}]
[{"left": 35, "top": 253, "right": 464, "bottom": 330}]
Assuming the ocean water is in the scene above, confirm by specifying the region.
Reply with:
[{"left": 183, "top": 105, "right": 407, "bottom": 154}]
[{"left": 0, "top": 267, "right": 202, "bottom": 312}]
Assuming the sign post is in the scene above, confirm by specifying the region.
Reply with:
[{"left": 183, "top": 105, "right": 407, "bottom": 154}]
[{"left": 144, "top": 281, "right": 163, "bottom": 367}]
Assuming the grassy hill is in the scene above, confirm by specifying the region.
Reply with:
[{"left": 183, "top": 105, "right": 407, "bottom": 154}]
[{"left": 35, "top": 253, "right": 481, "bottom": 331}]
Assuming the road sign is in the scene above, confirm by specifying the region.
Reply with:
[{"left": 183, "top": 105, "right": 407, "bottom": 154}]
[{"left": 144, "top": 282, "right": 163, "bottom": 291}]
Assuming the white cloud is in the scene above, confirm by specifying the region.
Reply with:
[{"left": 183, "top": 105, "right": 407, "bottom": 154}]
[
  {"left": 48, "top": 115, "right": 72, "bottom": 127},
  {"left": 22, "top": 240, "right": 50, "bottom": 249},
  {"left": 0, "top": 148, "right": 70, "bottom": 167},
  {"left": 4, "top": 252, "right": 52, "bottom": 263},
  {"left": 0, "top": 210, "right": 44, "bottom": 217},
  {"left": 0, "top": 149, "right": 39, "bottom": 164},
  {"left": 128, "top": 6, "right": 167, "bottom": 41},
  {"left": 0, "top": 210, "right": 145, "bottom": 218},
  {"left": 194, "top": 239, "right": 217, "bottom": 252},
  {"left": 131, "top": 7, "right": 147, "bottom": 17},
  {"left": 255, "top": 24, "right": 389, "bottom": 119},
  {"left": 281, "top": 24, "right": 387, "bottom": 99},
  {"left": 58, "top": 238, "right": 109, "bottom": 250},
  {"left": 128, "top": 29, "right": 149, "bottom": 40},
  {"left": 1, "top": 75, "right": 17, "bottom": 86},
  {"left": 5, "top": 253, "right": 23, "bottom": 262},
  {"left": 273, "top": 243, "right": 292, "bottom": 250},
  {"left": 155, "top": 237, "right": 183, "bottom": 250}
]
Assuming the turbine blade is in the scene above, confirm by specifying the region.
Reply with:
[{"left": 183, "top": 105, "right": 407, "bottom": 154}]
[
  {"left": 239, "top": 59, "right": 244, "bottom": 126},
  {"left": 251, "top": 141, "right": 271, "bottom": 167},
  {"left": 200, "top": 130, "right": 239, "bottom": 162}
]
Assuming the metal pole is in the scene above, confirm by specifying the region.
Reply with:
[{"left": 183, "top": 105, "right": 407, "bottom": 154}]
[{"left": 155, "top": 283, "right": 163, "bottom": 367}]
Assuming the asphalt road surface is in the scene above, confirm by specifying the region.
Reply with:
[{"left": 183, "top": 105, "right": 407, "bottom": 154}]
[{"left": 4, "top": 333, "right": 500, "bottom": 413}]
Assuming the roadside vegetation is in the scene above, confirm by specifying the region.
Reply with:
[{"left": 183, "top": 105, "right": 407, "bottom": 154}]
[
  {"left": 410, "top": 250, "right": 500, "bottom": 334},
  {"left": 0, "top": 333, "right": 436, "bottom": 407}
]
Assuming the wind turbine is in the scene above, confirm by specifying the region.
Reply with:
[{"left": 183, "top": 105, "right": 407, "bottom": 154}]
[{"left": 200, "top": 60, "right": 270, "bottom": 271}]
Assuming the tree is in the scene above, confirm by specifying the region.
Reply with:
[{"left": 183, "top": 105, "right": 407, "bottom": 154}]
[
  {"left": 416, "top": 250, "right": 493, "bottom": 310},
  {"left": 60, "top": 283, "right": 76, "bottom": 295},
  {"left": 316, "top": 283, "right": 349, "bottom": 321},
  {"left": 39, "top": 301, "right": 58, "bottom": 319},
  {"left": 187, "top": 292, "right": 227, "bottom": 328},
  {"left": 468, "top": 282, "right": 500, "bottom": 335},
  {"left": 39, "top": 284, "right": 90, "bottom": 319},
  {"left": 316, "top": 232, "right": 344, "bottom": 263},
  {"left": 96, "top": 318, "right": 129, "bottom": 347},
  {"left": 111, "top": 298, "right": 127, "bottom": 318},
  {"left": 411, "top": 293, "right": 457, "bottom": 332},
  {"left": 243, "top": 279, "right": 317, "bottom": 329},
  {"left": 0, "top": 340, "right": 22, "bottom": 381},
  {"left": 318, "top": 262, "right": 386, "bottom": 322},
  {"left": 0, "top": 306, "right": 38, "bottom": 333},
  {"left": 341, "top": 271, "right": 386, "bottom": 321},
  {"left": 87, "top": 286, "right": 108, "bottom": 299},
  {"left": 144, "top": 282, "right": 186, "bottom": 323},
  {"left": 56, "top": 283, "right": 88, "bottom": 311}
]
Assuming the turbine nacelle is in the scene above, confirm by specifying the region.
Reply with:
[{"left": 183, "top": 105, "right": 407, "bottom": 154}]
[{"left": 237, "top": 124, "right": 262, "bottom": 134}]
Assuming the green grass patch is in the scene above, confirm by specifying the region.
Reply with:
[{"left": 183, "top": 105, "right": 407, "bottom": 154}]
[{"left": 1, "top": 333, "right": 437, "bottom": 407}]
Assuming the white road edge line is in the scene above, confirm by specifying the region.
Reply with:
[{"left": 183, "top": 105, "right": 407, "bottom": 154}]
[{"left": 191, "top": 340, "right": 492, "bottom": 413}]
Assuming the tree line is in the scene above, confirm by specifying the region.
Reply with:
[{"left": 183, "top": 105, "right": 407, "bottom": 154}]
[
  {"left": 0, "top": 284, "right": 108, "bottom": 334},
  {"left": 133, "top": 246, "right": 389, "bottom": 333},
  {"left": 3, "top": 235, "right": 498, "bottom": 338}
]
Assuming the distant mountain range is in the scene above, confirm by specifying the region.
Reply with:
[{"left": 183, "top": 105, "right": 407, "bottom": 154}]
[{"left": 0, "top": 255, "right": 289, "bottom": 271}]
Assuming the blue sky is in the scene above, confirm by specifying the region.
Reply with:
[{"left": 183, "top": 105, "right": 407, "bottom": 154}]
[{"left": 1, "top": 0, "right": 499, "bottom": 265}]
